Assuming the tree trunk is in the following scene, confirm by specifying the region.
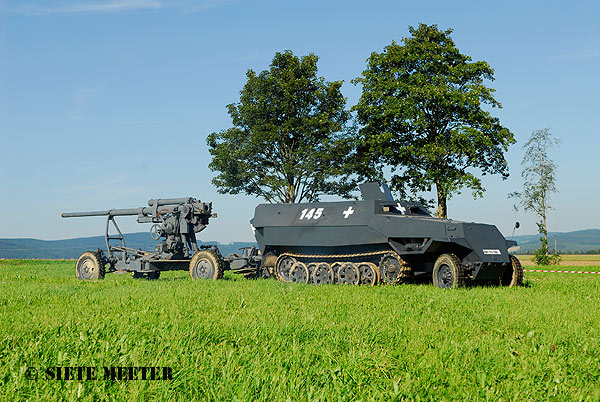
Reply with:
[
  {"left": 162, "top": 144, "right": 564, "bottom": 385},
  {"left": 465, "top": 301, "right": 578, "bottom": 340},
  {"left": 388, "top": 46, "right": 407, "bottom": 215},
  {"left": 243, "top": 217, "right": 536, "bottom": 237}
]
[
  {"left": 541, "top": 189, "right": 548, "bottom": 245},
  {"left": 543, "top": 211, "right": 548, "bottom": 245},
  {"left": 436, "top": 183, "right": 447, "bottom": 219},
  {"left": 284, "top": 182, "right": 296, "bottom": 203}
]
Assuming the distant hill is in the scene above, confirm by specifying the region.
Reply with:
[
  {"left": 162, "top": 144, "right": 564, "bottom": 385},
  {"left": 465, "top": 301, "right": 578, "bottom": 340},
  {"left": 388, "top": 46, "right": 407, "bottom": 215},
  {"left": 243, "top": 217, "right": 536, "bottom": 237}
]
[
  {"left": 1, "top": 229, "right": 598, "bottom": 259},
  {"left": 0, "top": 232, "right": 256, "bottom": 259},
  {"left": 511, "top": 229, "right": 600, "bottom": 254}
]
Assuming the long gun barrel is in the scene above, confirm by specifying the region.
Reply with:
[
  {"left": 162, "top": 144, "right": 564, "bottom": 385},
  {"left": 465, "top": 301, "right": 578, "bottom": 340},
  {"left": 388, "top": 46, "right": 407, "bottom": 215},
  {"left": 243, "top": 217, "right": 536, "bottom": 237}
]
[
  {"left": 147, "top": 198, "right": 195, "bottom": 207},
  {"left": 61, "top": 207, "right": 151, "bottom": 218},
  {"left": 61, "top": 197, "right": 209, "bottom": 219}
]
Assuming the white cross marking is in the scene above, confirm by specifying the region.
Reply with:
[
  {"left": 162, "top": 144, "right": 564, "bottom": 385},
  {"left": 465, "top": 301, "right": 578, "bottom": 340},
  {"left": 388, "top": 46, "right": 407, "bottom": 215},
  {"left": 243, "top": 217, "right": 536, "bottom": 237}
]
[
  {"left": 396, "top": 203, "right": 406, "bottom": 214},
  {"left": 343, "top": 206, "right": 354, "bottom": 219}
]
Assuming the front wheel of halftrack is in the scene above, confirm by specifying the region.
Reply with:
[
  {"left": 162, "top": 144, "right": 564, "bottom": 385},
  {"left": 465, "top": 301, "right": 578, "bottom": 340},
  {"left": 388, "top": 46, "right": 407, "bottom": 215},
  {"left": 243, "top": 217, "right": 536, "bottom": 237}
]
[
  {"left": 432, "top": 253, "right": 465, "bottom": 289},
  {"left": 189, "top": 250, "right": 223, "bottom": 280},
  {"left": 75, "top": 251, "right": 105, "bottom": 280},
  {"left": 501, "top": 255, "right": 524, "bottom": 287}
]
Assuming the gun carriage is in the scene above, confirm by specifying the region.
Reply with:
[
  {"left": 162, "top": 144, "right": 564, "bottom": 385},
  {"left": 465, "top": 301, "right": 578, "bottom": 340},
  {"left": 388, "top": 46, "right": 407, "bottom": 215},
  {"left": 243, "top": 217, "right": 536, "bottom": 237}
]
[{"left": 62, "top": 197, "right": 242, "bottom": 280}]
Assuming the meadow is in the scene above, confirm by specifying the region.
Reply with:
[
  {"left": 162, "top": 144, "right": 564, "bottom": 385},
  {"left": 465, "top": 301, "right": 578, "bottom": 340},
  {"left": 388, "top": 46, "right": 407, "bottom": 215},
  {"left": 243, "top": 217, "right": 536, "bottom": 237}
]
[{"left": 1, "top": 259, "right": 599, "bottom": 401}]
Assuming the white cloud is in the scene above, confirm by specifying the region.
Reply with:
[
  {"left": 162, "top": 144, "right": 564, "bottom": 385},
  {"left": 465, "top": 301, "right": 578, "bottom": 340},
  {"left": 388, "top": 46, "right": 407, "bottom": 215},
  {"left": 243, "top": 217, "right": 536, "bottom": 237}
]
[
  {"left": 71, "top": 85, "right": 105, "bottom": 118},
  {"left": 3, "top": 0, "right": 162, "bottom": 15},
  {"left": 559, "top": 42, "right": 600, "bottom": 61},
  {"left": 180, "top": 0, "right": 235, "bottom": 13},
  {"left": 2, "top": 0, "right": 237, "bottom": 15}
]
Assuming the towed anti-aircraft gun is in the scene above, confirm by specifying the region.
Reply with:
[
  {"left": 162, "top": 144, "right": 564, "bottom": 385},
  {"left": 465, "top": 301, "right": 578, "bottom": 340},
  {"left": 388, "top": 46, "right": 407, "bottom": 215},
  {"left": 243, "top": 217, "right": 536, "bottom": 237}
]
[{"left": 62, "top": 197, "right": 230, "bottom": 280}]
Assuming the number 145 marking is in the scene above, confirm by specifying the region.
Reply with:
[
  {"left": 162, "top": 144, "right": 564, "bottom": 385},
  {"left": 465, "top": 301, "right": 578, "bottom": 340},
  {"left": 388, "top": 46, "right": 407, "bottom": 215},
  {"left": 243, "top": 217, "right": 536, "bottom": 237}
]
[{"left": 299, "top": 208, "right": 324, "bottom": 220}]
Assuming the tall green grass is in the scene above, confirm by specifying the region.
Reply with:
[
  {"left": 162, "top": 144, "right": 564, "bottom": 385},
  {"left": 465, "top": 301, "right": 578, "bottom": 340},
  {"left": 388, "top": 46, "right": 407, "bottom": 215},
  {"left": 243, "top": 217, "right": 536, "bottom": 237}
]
[{"left": 1, "top": 260, "right": 599, "bottom": 401}]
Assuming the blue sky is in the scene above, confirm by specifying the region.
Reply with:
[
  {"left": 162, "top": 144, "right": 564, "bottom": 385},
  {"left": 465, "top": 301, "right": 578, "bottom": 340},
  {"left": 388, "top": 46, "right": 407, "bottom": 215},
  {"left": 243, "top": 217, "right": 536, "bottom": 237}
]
[{"left": 0, "top": 0, "right": 598, "bottom": 243}]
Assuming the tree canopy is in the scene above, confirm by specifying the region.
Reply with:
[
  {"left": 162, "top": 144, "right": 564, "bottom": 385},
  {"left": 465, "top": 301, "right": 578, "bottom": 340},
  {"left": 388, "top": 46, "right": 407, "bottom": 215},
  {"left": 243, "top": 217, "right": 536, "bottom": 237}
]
[
  {"left": 207, "top": 50, "right": 355, "bottom": 203},
  {"left": 353, "top": 23, "right": 515, "bottom": 218}
]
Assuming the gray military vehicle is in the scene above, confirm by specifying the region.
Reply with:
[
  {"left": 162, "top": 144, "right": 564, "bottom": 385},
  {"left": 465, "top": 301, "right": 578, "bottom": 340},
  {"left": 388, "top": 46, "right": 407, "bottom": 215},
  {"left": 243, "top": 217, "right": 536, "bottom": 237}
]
[{"left": 250, "top": 183, "right": 523, "bottom": 289}]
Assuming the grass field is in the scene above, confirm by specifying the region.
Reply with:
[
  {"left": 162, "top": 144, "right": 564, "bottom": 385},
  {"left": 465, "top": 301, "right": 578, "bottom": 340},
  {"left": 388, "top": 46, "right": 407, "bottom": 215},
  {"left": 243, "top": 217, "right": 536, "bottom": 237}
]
[{"left": 1, "top": 259, "right": 600, "bottom": 401}]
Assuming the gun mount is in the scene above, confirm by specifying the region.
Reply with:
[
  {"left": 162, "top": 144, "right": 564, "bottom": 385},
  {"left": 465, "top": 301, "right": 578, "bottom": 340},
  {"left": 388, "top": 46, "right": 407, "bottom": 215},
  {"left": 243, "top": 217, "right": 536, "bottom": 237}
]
[{"left": 62, "top": 198, "right": 225, "bottom": 281}]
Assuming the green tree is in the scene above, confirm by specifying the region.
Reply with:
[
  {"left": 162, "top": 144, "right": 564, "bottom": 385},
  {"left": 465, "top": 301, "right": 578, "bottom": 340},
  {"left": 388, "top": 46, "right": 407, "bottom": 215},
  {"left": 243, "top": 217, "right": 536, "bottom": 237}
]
[
  {"left": 510, "top": 128, "right": 561, "bottom": 265},
  {"left": 207, "top": 50, "right": 355, "bottom": 203},
  {"left": 353, "top": 23, "right": 515, "bottom": 218}
]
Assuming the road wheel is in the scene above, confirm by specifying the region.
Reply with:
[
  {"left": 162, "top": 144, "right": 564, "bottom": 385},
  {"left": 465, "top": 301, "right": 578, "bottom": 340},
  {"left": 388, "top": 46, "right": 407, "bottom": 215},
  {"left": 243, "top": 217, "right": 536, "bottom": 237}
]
[
  {"left": 330, "top": 262, "right": 343, "bottom": 283},
  {"left": 337, "top": 262, "right": 359, "bottom": 285},
  {"left": 289, "top": 262, "right": 309, "bottom": 284},
  {"left": 189, "top": 250, "right": 223, "bottom": 280},
  {"left": 432, "top": 253, "right": 465, "bottom": 289},
  {"left": 358, "top": 262, "right": 378, "bottom": 286},
  {"left": 306, "top": 263, "right": 318, "bottom": 284},
  {"left": 501, "top": 255, "right": 524, "bottom": 287},
  {"left": 275, "top": 255, "right": 296, "bottom": 282},
  {"left": 75, "top": 251, "right": 105, "bottom": 280},
  {"left": 261, "top": 252, "right": 277, "bottom": 278},
  {"left": 312, "top": 263, "right": 335, "bottom": 285}
]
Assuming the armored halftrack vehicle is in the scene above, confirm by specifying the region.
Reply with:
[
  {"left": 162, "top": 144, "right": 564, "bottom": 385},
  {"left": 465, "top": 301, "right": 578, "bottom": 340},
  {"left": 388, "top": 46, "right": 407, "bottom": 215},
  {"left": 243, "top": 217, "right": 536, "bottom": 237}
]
[{"left": 250, "top": 183, "right": 522, "bottom": 289}]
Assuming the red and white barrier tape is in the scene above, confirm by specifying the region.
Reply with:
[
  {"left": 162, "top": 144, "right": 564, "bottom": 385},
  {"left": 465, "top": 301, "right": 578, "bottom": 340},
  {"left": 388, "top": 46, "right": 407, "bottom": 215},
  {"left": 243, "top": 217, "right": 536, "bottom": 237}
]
[{"left": 523, "top": 269, "right": 600, "bottom": 274}]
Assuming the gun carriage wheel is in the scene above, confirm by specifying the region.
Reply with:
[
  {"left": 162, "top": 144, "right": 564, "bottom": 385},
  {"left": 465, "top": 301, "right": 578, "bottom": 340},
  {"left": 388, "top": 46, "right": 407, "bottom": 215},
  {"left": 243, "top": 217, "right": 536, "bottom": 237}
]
[
  {"left": 432, "top": 253, "right": 465, "bottom": 289},
  {"left": 75, "top": 251, "right": 105, "bottom": 280},
  {"left": 189, "top": 250, "right": 223, "bottom": 280},
  {"left": 501, "top": 255, "right": 524, "bottom": 287}
]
